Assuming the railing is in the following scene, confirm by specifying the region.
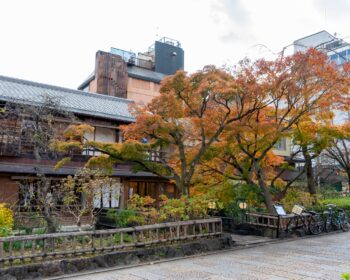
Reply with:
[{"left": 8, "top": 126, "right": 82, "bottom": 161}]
[
  {"left": 127, "top": 57, "right": 154, "bottom": 70},
  {"left": 246, "top": 212, "right": 314, "bottom": 238},
  {"left": 0, "top": 218, "right": 222, "bottom": 266},
  {"left": 147, "top": 150, "right": 167, "bottom": 162},
  {"left": 246, "top": 212, "right": 280, "bottom": 229},
  {"left": 0, "top": 141, "right": 167, "bottom": 164}
]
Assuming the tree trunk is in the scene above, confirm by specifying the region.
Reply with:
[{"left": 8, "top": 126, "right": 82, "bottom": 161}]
[
  {"left": 302, "top": 146, "right": 317, "bottom": 196},
  {"left": 254, "top": 161, "right": 275, "bottom": 213},
  {"left": 38, "top": 174, "right": 57, "bottom": 233},
  {"left": 43, "top": 205, "right": 57, "bottom": 233},
  {"left": 175, "top": 176, "right": 190, "bottom": 197}
]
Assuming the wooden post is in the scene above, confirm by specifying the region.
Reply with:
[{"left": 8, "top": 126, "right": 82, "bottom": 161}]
[
  {"left": 120, "top": 232, "right": 124, "bottom": 245},
  {"left": 20, "top": 240, "right": 25, "bottom": 260},
  {"left": 99, "top": 234, "right": 103, "bottom": 249}
]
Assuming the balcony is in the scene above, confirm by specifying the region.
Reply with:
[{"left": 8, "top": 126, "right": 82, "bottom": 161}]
[
  {"left": 0, "top": 140, "right": 167, "bottom": 165},
  {"left": 110, "top": 47, "right": 154, "bottom": 70}
]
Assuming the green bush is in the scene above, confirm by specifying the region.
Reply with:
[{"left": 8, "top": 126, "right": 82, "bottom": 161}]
[
  {"left": 223, "top": 201, "right": 242, "bottom": 218},
  {"left": 316, "top": 197, "right": 350, "bottom": 216},
  {"left": 114, "top": 232, "right": 132, "bottom": 243},
  {"left": 0, "top": 226, "right": 12, "bottom": 237},
  {"left": 107, "top": 209, "right": 139, "bottom": 227},
  {"left": 342, "top": 273, "right": 350, "bottom": 280}
]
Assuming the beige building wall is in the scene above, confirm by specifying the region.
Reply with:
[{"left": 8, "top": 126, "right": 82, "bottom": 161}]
[
  {"left": 127, "top": 78, "right": 161, "bottom": 104},
  {"left": 89, "top": 79, "right": 97, "bottom": 93},
  {"left": 86, "top": 75, "right": 161, "bottom": 105}
]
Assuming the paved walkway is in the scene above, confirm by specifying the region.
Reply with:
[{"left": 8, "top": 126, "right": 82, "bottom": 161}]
[{"left": 62, "top": 232, "right": 350, "bottom": 280}]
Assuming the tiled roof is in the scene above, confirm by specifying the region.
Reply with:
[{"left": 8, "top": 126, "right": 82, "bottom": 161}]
[{"left": 0, "top": 75, "right": 134, "bottom": 122}]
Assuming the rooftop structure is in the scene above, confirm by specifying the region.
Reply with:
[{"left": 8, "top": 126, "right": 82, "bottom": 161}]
[
  {"left": 78, "top": 37, "right": 184, "bottom": 104},
  {"left": 294, "top": 30, "right": 350, "bottom": 66}
]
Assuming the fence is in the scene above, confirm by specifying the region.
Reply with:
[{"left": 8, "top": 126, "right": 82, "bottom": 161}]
[
  {"left": 246, "top": 212, "right": 281, "bottom": 229},
  {"left": 246, "top": 212, "right": 313, "bottom": 238},
  {"left": 0, "top": 218, "right": 222, "bottom": 266}
]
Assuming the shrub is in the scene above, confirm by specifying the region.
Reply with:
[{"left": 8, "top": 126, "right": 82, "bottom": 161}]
[
  {"left": 114, "top": 232, "right": 132, "bottom": 243},
  {"left": 0, "top": 203, "right": 14, "bottom": 237},
  {"left": 159, "top": 196, "right": 188, "bottom": 222},
  {"left": 342, "top": 273, "right": 350, "bottom": 280},
  {"left": 280, "top": 188, "right": 314, "bottom": 212},
  {"left": 316, "top": 197, "right": 350, "bottom": 216},
  {"left": 108, "top": 194, "right": 215, "bottom": 227},
  {"left": 0, "top": 203, "right": 13, "bottom": 229},
  {"left": 107, "top": 209, "right": 140, "bottom": 227},
  {"left": 0, "top": 226, "right": 12, "bottom": 237},
  {"left": 187, "top": 196, "right": 210, "bottom": 219}
]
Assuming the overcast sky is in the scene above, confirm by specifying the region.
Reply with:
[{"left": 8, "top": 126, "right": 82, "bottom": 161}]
[{"left": 1, "top": 0, "right": 349, "bottom": 89}]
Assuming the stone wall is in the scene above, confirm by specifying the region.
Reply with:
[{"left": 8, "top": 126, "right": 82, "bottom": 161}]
[{"left": 0, "top": 235, "right": 233, "bottom": 280}]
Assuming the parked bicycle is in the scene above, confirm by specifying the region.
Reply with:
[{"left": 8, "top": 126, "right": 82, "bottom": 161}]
[
  {"left": 285, "top": 205, "right": 323, "bottom": 235},
  {"left": 322, "top": 204, "right": 350, "bottom": 232}
]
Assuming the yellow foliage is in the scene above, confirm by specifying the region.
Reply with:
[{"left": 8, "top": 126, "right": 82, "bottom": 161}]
[
  {"left": 54, "top": 157, "right": 71, "bottom": 171},
  {"left": 0, "top": 203, "right": 14, "bottom": 229},
  {"left": 281, "top": 189, "right": 315, "bottom": 212},
  {"left": 63, "top": 124, "right": 94, "bottom": 139}
]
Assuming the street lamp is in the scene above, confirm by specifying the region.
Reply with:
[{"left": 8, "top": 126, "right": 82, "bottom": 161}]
[
  {"left": 238, "top": 201, "right": 248, "bottom": 224},
  {"left": 239, "top": 202, "right": 247, "bottom": 210}
]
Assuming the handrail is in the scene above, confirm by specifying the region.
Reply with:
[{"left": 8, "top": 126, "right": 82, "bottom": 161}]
[{"left": 0, "top": 218, "right": 222, "bottom": 266}]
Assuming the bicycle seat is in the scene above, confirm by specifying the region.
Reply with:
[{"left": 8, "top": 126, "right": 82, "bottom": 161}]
[
  {"left": 325, "top": 204, "right": 336, "bottom": 208},
  {"left": 308, "top": 210, "right": 317, "bottom": 215}
]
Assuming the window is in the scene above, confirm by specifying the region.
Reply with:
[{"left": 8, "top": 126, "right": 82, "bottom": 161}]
[
  {"left": 93, "top": 179, "right": 121, "bottom": 208},
  {"left": 275, "top": 138, "right": 287, "bottom": 151},
  {"left": 83, "top": 126, "right": 118, "bottom": 156},
  {"left": 128, "top": 181, "right": 158, "bottom": 199}
]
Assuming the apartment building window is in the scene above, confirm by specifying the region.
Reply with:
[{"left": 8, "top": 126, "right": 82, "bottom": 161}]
[{"left": 275, "top": 138, "right": 287, "bottom": 151}]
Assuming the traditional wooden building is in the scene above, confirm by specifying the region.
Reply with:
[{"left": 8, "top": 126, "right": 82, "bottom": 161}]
[{"left": 0, "top": 75, "right": 176, "bottom": 216}]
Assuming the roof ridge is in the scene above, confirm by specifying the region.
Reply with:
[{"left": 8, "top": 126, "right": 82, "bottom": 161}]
[
  {"left": 0, "top": 75, "right": 133, "bottom": 104},
  {"left": 293, "top": 30, "right": 335, "bottom": 43}
]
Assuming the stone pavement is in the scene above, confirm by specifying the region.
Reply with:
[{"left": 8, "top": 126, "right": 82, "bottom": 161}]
[
  {"left": 61, "top": 232, "right": 350, "bottom": 280},
  {"left": 231, "top": 233, "right": 273, "bottom": 246}
]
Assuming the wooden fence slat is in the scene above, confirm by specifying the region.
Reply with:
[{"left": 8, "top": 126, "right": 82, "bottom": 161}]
[{"left": 0, "top": 218, "right": 222, "bottom": 265}]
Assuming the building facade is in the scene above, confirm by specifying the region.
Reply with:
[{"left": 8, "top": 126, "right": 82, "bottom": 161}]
[
  {"left": 0, "top": 75, "right": 176, "bottom": 225},
  {"left": 294, "top": 30, "right": 350, "bottom": 124},
  {"left": 78, "top": 37, "right": 184, "bottom": 105},
  {"left": 293, "top": 30, "right": 350, "bottom": 191}
]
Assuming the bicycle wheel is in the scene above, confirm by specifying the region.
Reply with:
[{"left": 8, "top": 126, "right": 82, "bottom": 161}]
[
  {"left": 341, "top": 222, "right": 350, "bottom": 232},
  {"left": 340, "top": 213, "right": 350, "bottom": 232},
  {"left": 309, "top": 216, "right": 322, "bottom": 235},
  {"left": 324, "top": 220, "right": 332, "bottom": 232}
]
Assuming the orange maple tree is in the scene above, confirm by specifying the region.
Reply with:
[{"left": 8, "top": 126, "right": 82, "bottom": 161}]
[{"left": 201, "top": 49, "right": 350, "bottom": 212}]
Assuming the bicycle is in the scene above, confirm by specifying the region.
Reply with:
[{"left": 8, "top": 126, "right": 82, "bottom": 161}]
[
  {"left": 285, "top": 205, "right": 323, "bottom": 235},
  {"left": 323, "top": 204, "right": 350, "bottom": 232}
]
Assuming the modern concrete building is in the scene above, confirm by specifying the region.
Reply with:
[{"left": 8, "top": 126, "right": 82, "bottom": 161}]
[
  {"left": 294, "top": 30, "right": 350, "bottom": 66},
  {"left": 293, "top": 30, "right": 350, "bottom": 191},
  {"left": 78, "top": 37, "right": 184, "bottom": 105},
  {"left": 294, "top": 30, "right": 350, "bottom": 124}
]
